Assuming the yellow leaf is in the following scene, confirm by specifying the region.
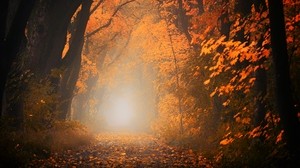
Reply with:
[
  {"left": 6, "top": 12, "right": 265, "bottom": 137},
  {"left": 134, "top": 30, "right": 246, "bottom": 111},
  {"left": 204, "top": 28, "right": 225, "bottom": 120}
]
[
  {"left": 230, "top": 57, "right": 238, "bottom": 65},
  {"left": 210, "top": 90, "right": 216, "bottom": 97},
  {"left": 193, "top": 71, "right": 200, "bottom": 77},
  {"left": 203, "top": 79, "right": 210, "bottom": 85},
  {"left": 228, "top": 50, "right": 240, "bottom": 59},
  {"left": 243, "top": 88, "right": 250, "bottom": 94},
  {"left": 249, "top": 77, "right": 256, "bottom": 84},
  {"left": 241, "top": 117, "right": 251, "bottom": 124},
  {"left": 220, "top": 138, "right": 234, "bottom": 145},
  {"left": 235, "top": 132, "right": 243, "bottom": 138},
  {"left": 222, "top": 99, "right": 230, "bottom": 106},
  {"left": 239, "top": 70, "right": 248, "bottom": 82}
]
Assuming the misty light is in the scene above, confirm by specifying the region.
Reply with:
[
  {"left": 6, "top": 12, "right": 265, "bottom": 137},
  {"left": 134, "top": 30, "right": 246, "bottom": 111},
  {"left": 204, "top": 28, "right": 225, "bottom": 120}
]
[{"left": 104, "top": 97, "right": 134, "bottom": 129}]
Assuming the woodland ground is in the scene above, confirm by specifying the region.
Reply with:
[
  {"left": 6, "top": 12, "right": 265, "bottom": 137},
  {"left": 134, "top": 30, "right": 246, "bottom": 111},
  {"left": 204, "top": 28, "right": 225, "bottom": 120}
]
[{"left": 28, "top": 133, "right": 212, "bottom": 168}]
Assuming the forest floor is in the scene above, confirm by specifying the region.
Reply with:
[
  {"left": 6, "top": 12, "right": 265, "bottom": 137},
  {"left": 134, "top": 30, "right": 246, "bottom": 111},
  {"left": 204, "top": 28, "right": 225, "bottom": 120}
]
[{"left": 28, "top": 133, "right": 212, "bottom": 167}]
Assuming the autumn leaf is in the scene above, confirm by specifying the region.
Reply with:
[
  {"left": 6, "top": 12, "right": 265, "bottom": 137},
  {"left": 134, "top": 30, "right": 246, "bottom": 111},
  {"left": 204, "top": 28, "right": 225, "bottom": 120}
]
[
  {"left": 262, "top": 49, "right": 270, "bottom": 58},
  {"left": 203, "top": 79, "right": 210, "bottom": 85},
  {"left": 210, "top": 89, "right": 217, "bottom": 97},
  {"left": 193, "top": 71, "right": 200, "bottom": 77},
  {"left": 220, "top": 138, "right": 234, "bottom": 146},
  {"left": 222, "top": 99, "right": 230, "bottom": 107},
  {"left": 276, "top": 130, "right": 284, "bottom": 144},
  {"left": 286, "top": 36, "right": 293, "bottom": 43}
]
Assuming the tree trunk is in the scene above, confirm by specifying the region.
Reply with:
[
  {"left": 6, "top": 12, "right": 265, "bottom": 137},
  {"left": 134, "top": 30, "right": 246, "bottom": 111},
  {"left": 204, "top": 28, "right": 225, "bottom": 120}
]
[
  {"left": 58, "top": 0, "right": 93, "bottom": 120},
  {"left": 26, "top": 0, "right": 82, "bottom": 76},
  {"left": 58, "top": 56, "right": 82, "bottom": 119},
  {"left": 254, "top": 67, "right": 267, "bottom": 126},
  {"left": 0, "top": 0, "right": 9, "bottom": 116},
  {"left": 0, "top": 0, "right": 9, "bottom": 48},
  {"left": 268, "top": 0, "right": 300, "bottom": 163},
  {"left": 177, "top": 0, "right": 192, "bottom": 42},
  {"left": 253, "top": 0, "right": 269, "bottom": 127},
  {"left": 0, "top": 0, "right": 36, "bottom": 118},
  {"left": 23, "top": 0, "right": 82, "bottom": 120}
]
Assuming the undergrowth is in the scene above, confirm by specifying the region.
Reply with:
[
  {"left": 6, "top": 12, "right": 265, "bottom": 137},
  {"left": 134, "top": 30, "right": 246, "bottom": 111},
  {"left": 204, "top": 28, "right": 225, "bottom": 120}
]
[{"left": 0, "top": 119, "right": 95, "bottom": 167}]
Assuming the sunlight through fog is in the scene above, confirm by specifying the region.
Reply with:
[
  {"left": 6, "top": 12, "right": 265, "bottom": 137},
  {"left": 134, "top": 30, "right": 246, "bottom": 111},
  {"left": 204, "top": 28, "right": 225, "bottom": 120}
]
[{"left": 104, "top": 97, "right": 134, "bottom": 129}]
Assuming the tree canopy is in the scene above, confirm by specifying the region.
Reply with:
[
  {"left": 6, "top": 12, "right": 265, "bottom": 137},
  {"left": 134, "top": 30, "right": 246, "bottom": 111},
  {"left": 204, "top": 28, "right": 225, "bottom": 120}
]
[{"left": 0, "top": 0, "right": 299, "bottom": 167}]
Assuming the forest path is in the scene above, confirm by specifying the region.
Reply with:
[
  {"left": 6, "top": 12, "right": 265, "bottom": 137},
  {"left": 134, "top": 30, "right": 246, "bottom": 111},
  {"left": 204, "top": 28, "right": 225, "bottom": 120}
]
[{"left": 29, "top": 133, "right": 212, "bottom": 167}]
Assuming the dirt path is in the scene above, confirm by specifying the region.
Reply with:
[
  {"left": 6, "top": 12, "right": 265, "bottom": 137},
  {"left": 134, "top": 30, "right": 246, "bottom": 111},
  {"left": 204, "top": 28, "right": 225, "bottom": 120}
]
[{"left": 29, "top": 133, "right": 212, "bottom": 167}]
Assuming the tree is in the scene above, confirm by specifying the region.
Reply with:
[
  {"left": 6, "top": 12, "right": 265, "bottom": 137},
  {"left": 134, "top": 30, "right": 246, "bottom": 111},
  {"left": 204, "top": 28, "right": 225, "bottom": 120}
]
[
  {"left": 0, "top": 0, "right": 10, "bottom": 116},
  {"left": 57, "top": 0, "right": 93, "bottom": 119},
  {"left": 2, "top": 0, "right": 95, "bottom": 123},
  {"left": 26, "top": 0, "right": 82, "bottom": 75},
  {"left": 0, "top": 0, "right": 36, "bottom": 121},
  {"left": 268, "top": 0, "right": 300, "bottom": 162},
  {"left": 2, "top": 0, "right": 83, "bottom": 124}
]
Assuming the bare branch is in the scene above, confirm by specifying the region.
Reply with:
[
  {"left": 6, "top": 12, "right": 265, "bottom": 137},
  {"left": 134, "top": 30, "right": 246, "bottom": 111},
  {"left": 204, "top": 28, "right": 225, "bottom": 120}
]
[
  {"left": 106, "top": 29, "right": 133, "bottom": 68},
  {"left": 85, "top": 0, "right": 135, "bottom": 38},
  {"left": 90, "top": 0, "right": 105, "bottom": 15}
]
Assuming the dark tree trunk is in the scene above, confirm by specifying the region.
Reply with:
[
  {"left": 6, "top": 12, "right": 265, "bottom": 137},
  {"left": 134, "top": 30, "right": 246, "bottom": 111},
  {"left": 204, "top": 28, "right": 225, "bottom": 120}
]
[
  {"left": 58, "top": 0, "right": 93, "bottom": 120},
  {"left": 0, "top": 0, "right": 36, "bottom": 118},
  {"left": 268, "top": 0, "right": 300, "bottom": 163},
  {"left": 26, "top": 0, "right": 82, "bottom": 76},
  {"left": 253, "top": 0, "right": 268, "bottom": 127},
  {"left": 0, "top": 0, "right": 9, "bottom": 48},
  {"left": 0, "top": 0, "right": 9, "bottom": 117},
  {"left": 43, "top": 0, "right": 82, "bottom": 75},
  {"left": 254, "top": 67, "right": 267, "bottom": 126},
  {"left": 177, "top": 0, "right": 192, "bottom": 42},
  {"left": 24, "top": 0, "right": 82, "bottom": 120},
  {"left": 58, "top": 55, "right": 82, "bottom": 119}
]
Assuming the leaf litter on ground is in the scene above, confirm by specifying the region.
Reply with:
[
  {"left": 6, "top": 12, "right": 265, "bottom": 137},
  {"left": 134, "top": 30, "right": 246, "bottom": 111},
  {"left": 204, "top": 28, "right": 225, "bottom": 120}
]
[{"left": 28, "top": 133, "right": 212, "bottom": 167}]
